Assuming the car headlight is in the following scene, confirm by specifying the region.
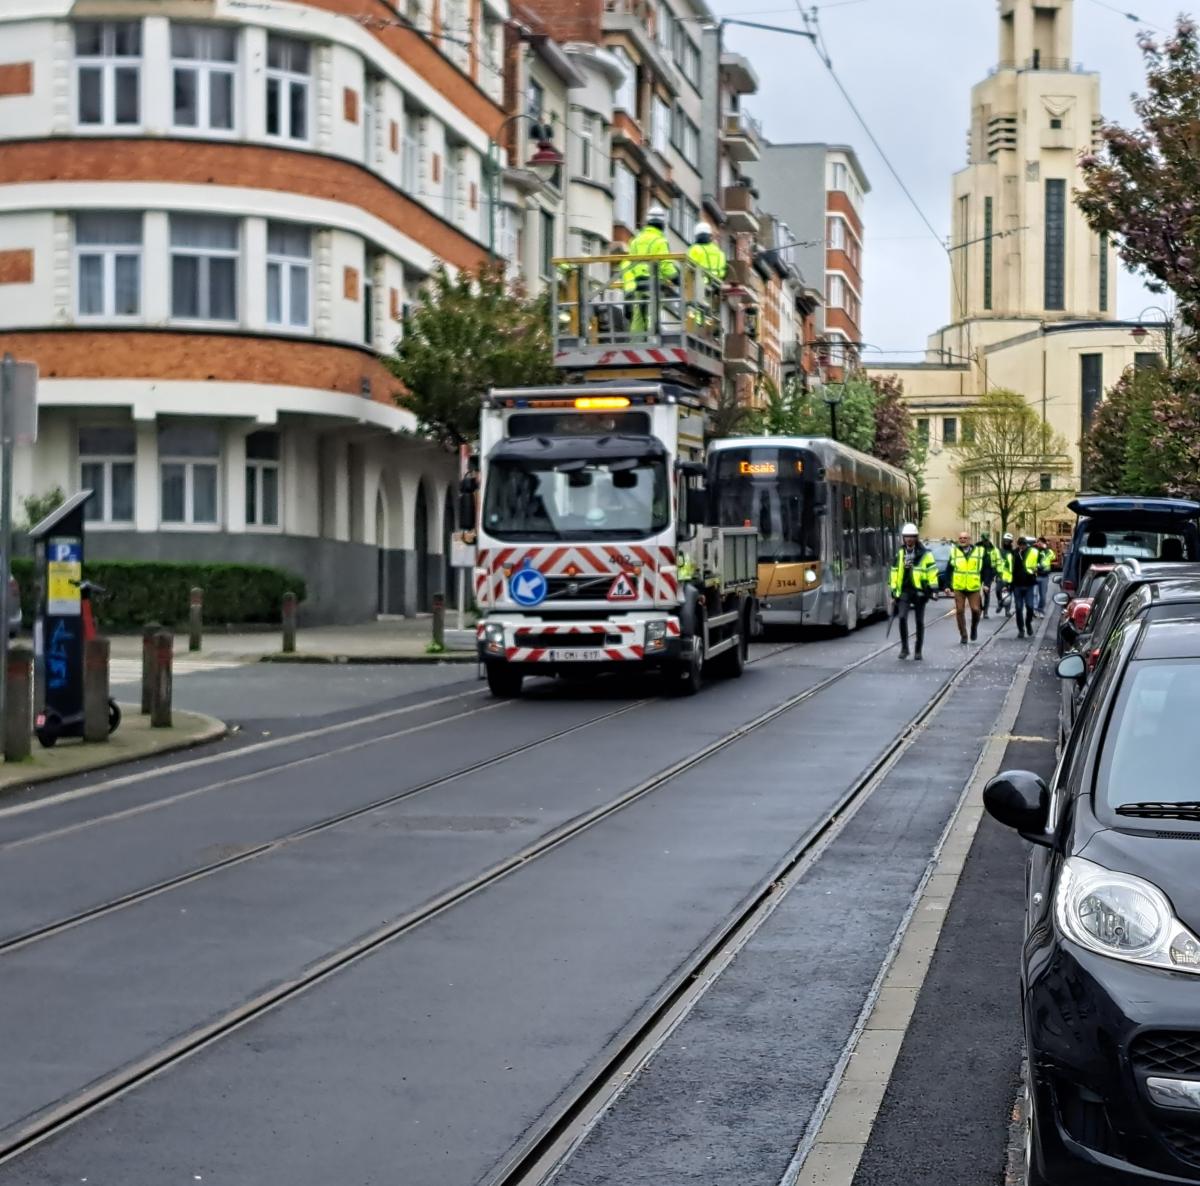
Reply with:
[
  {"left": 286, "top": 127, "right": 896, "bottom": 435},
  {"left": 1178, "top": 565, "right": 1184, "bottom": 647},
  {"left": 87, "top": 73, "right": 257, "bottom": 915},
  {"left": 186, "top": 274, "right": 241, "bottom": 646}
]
[
  {"left": 1055, "top": 856, "right": 1200, "bottom": 973},
  {"left": 481, "top": 622, "right": 505, "bottom": 653}
]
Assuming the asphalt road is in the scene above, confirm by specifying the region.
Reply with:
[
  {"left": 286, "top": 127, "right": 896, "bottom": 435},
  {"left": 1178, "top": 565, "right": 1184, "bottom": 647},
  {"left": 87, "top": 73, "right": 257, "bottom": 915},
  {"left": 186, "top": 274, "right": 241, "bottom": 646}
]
[{"left": 0, "top": 609, "right": 1050, "bottom": 1185}]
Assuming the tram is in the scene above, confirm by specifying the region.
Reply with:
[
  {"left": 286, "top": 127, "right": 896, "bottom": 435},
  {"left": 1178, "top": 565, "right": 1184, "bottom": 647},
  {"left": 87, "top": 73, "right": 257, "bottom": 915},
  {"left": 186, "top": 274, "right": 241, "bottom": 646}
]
[{"left": 708, "top": 437, "right": 918, "bottom": 632}]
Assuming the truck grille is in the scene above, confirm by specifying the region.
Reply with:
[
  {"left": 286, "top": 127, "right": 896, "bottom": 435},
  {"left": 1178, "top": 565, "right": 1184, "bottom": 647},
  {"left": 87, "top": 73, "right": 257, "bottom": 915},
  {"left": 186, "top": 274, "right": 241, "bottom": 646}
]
[{"left": 543, "top": 575, "right": 620, "bottom": 601}]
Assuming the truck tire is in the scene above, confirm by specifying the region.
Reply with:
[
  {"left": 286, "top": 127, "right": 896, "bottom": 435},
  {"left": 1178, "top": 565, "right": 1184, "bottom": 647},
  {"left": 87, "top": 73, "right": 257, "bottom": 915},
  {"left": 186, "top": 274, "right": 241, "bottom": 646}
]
[
  {"left": 674, "top": 637, "right": 704, "bottom": 695},
  {"left": 485, "top": 662, "right": 524, "bottom": 699},
  {"left": 711, "top": 603, "right": 749, "bottom": 679}
]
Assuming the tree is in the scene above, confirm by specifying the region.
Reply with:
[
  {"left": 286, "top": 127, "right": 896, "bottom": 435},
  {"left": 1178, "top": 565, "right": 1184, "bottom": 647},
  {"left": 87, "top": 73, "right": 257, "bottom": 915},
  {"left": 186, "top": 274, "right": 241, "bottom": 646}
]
[
  {"left": 952, "top": 390, "right": 1072, "bottom": 535},
  {"left": 867, "top": 374, "right": 913, "bottom": 467},
  {"left": 19, "top": 486, "right": 65, "bottom": 532},
  {"left": 755, "top": 375, "right": 877, "bottom": 452},
  {"left": 1077, "top": 17, "right": 1200, "bottom": 338},
  {"left": 1144, "top": 363, "right": 1200, "bottom": 498},
  {"left": 1082, "top": 368, "right": 1145, "bottom": 493},
  {"left": 387, "top": 262, "right": 556, "bottom": 449}
]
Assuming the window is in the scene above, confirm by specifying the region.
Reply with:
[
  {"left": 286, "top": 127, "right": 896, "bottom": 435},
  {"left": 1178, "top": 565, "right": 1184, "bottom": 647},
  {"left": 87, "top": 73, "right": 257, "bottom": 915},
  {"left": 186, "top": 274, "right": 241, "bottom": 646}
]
[
  {"left": 916, "top": 417, "right": 930, "bottom": 444},
  {"left": 962, "top": 416, "right": 976, "bottom": 445},
  {"left": 1050, "top": 117, "right": 1063, "bottom": 129},
  {"left": 612, "top": 48, "right": 636, "bottom": 113},
  {"left": 1080, "top": 353, "right": 1103, "bottom": 435},
  {"left": 540, "top": 210, "right": 554, "bottom": 280},
  {"left": 80, "top": 427, "right": 136, "bottom": 525},
  {"left": 651, "top": 97, "right": 670, "bottom": 155},
  {"left": 159, "top": 425, "right": 220, "bottom": 526},
  {"left": 363, "top": 71, "right": 380, "bottom": 166},
  {"left": 265, "top": 34, "right": 309, "bottom": 141},
  {"left": 1040, "top": 472, "right": 1052, "bottom": 492},
  {"left": 170, "top": 214, "right": 238, "bottom": 322},
  {"left": 527, "top": 78, "right": 545, "bottom": 121},
  {"left": 578, "top": 115, "right": 594, "bottom": 179},
  {"left": 171, "top": 23, "right": 237, "bottom": 133},
  {"left": 827, "top": 217, "right": 846, "bottom": 251},
  {"left": 830, "top": 161, "right": 848, "bottom": 192},
  {"left": 827, "top": 274, "right": 846, "bottom": 309},
  {"left": 943, "top": 416, "right": 958, "bottom": 445},
  {"left": 657, "top": 1, "right": 673, "bottom": 51},
  {"left": 1044, "top": 178, "right": 1066, "bottom": 310},
  {"left": 266, "top": 222, "right": 310, "bottom": 330},
  {"left": 75, "top": 212, "right": 142, "bottom": 319},
  {"left": 1099, "top": 231, "right": 1109, "bottom": 313},
  {"left": 444, "top": 146, "right": 460, "bottom": 219},
  {"left": 75, "top": 21, "right": 141, "bottom": 128},
  {"left": 363, "top": 258, "right": 377, "bottom": 346},
  {"left": 683, "top": 201, "right": 698, "bottom": 244},
  {"left": 614, "top": 163, "right": 636, "bottom": 227},
  {"left": 402, "top": 118, "right": 419, "bottom": 192},
  {"left": 983, "top": 196, "right": 994, "bottom": 311},
  {"left": 1135, "top": 351, "right": 1162, "bottom": 371},
  {"left": 245, "top": 431, "right": 280, "bottom": 528}
]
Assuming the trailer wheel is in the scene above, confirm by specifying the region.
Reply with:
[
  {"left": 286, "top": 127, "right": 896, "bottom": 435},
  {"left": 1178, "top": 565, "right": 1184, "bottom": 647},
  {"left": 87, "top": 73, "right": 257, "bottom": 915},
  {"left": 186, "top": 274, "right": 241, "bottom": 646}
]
[{"left": 485, "top": 663, "right": 524, "bottom": 698}]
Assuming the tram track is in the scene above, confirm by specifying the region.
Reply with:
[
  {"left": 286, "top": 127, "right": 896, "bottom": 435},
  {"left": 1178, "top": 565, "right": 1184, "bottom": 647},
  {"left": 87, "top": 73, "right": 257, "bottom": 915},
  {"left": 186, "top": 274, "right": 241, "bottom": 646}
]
[{"left": 0, "top": 622, "right": 932, "bottom": 1165}]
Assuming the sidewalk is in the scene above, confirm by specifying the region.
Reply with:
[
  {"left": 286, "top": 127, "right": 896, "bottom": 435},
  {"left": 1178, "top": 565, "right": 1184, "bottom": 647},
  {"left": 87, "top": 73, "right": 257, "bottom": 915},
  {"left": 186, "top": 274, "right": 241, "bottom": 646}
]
[{"left": 107, "top": 617, "right": 477, "bottom": 667}]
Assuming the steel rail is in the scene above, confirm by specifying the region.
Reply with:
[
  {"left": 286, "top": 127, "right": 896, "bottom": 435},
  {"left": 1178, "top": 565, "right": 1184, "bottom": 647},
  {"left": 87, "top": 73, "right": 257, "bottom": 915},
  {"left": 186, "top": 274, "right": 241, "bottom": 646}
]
[{"left": 0, "top": 621, "right": 954, "bottom": 1165}]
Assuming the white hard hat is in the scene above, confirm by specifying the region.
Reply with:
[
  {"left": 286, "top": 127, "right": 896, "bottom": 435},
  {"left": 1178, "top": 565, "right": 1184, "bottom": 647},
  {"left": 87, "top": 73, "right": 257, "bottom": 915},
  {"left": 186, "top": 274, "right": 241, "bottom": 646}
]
[
  {"left": 694, "top": 220, "right": 713, "bottom": 237},
  {"left": 1002, "top": 532, "right": 1014, "bottom": 542},
  {"left": 646, "top": 205, "right": 667, "bottom": 224},
  {"left": 901, "top": 522, "right": 919, "bottom": 536}
]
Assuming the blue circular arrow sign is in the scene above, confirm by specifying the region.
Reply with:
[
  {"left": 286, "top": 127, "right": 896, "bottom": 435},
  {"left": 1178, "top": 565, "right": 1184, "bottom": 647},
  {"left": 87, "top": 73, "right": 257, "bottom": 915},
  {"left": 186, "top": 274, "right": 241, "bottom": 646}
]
[{"left": 509, "top": 566, "right": 548, "bottom": 607}]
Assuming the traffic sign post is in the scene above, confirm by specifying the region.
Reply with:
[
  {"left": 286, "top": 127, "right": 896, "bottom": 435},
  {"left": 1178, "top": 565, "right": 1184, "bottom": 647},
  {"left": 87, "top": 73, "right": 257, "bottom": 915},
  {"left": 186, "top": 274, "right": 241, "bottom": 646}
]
[{"left": 0, "top": 354, "right": 38, "bottom": 757}]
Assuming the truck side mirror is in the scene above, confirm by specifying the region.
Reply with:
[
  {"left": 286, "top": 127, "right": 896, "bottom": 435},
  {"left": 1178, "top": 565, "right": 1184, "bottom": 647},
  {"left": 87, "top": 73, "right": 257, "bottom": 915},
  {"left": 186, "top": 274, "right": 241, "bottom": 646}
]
[
  {"left": 685, "top": 486, "right": 707, "bottom": 529},
  {"left": 458, "top": 488, "right": 477, "bottom": 533}
]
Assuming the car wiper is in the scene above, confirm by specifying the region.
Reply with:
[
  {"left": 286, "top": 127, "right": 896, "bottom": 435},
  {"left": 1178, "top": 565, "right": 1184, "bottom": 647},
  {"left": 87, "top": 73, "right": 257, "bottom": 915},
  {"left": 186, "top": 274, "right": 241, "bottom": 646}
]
[{"left": 1115, "top": 801, "right": 1200, "bottom": 819}]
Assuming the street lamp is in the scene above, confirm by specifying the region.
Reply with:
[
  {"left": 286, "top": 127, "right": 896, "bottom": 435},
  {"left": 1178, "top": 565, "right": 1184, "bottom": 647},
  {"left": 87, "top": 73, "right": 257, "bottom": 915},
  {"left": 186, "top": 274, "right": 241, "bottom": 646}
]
[
  {"left": 486, "top": 116, "right": 565, "bottom": 260},
  {"left": 1129, "top": 306, "right": 1175, "bottom": 371},
  {"left": 815, "top": 375, "right": 848, "bottom": 442}
]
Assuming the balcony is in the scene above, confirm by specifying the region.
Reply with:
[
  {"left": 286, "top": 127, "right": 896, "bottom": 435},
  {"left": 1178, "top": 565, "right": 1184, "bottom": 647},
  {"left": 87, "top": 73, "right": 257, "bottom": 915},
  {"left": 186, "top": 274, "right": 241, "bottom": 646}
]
[
  {"left": 721, "top": 109, "right": 762, "bottom": 163},
  {"left": 722, "top": 185, "right": 760, "bottom": 233},
  {"left": 603, "top": 0, "right": 679, "bottom": 88},
  {"left": 725, "top": 332, "right": 762, "bottom": 376},
  {"left": 720, "top": 51, "right": 758, "bottom": 96}
]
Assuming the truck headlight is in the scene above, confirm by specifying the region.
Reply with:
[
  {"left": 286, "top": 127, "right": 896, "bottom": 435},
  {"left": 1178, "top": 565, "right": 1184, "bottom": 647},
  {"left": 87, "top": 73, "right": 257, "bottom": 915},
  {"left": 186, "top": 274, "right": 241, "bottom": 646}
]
[
  {"left": 481, "top": 622, "right": 505, "bottom": 654},
  {"left": 644, "top": 620, "right": 668, "bottom": 650}
]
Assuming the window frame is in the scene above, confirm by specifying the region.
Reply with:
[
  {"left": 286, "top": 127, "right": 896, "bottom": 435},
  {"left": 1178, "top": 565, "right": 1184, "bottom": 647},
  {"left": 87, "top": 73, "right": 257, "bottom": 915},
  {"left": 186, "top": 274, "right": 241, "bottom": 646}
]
[
  {"left": 159, "top": 426, "right": 221, "bottom": 529},
  {"left": 170, "top": 23, "right": 239, "bottom": 136},
  {"left": 79, "top": 427, "right": 137, "bottom": 528},
  {"left": 264, "top": 33, "right": 311, "bottom": 144},
  {"left": 245, "top": 431, "right": 282, "bottom": 530},
  {"left": 74, "top": 20, "right": 142, "bottom": 130},
  {"left": 169, "top": 214, "right": 240, "bottom": 326},
  {"left": 74, "top": 212, "right": 143, "bottom": 323},
  {"left": 265, "top": 222, "right": 312, "bottom": 332}
]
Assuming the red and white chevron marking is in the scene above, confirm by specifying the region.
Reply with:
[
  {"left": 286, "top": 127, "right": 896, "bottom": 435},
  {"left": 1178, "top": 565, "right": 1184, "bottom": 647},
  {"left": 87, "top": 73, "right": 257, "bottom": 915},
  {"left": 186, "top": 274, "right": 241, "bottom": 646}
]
[
  {"left": 475, "top": 544, "right": 680, "bottom": 607},
  {"left": 513, "top": 624, "right": 637, "bottom": 637},
  {"left": 554, "top": 347, "right": 692, "bottom": 368}
]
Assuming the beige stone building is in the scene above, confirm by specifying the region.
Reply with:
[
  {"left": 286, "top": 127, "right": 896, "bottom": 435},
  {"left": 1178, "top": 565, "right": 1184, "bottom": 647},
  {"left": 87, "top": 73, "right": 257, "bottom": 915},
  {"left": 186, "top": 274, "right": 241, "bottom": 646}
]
[{"left": 868, "top": 0, "right": 1159, "bottom": 541}]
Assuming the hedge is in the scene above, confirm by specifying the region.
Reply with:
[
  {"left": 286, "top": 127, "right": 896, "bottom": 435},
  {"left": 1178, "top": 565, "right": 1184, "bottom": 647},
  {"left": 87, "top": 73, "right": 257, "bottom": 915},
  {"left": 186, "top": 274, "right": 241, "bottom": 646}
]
[{"left": 10, "top": 559, "right": 306, "bottom": 630}]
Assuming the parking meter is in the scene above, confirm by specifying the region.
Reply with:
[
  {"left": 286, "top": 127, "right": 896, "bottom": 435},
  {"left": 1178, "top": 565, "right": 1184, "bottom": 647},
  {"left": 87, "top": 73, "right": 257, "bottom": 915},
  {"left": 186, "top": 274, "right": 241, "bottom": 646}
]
[{"left": 28, "top": 491, "right": 93, "bottom": 744}]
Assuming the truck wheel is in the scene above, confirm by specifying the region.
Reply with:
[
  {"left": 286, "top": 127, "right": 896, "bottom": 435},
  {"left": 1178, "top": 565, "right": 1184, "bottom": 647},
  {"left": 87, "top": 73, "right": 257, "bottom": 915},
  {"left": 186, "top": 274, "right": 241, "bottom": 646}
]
[
  {"left": 672, "top": 633, "right": 704, "bottom": 696},
  {"left": 485, "top": 663, "right": 524, "bottom": 698},
  {"left": 711, "top": 607, "right": 749, "bottom": 679}
]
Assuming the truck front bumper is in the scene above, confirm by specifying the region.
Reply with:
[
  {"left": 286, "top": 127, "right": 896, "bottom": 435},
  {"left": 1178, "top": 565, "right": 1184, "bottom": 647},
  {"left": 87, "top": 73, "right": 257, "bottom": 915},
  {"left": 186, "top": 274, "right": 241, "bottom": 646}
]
[{"left": 477, "top": 614, "right": 683, "bottom": 667}]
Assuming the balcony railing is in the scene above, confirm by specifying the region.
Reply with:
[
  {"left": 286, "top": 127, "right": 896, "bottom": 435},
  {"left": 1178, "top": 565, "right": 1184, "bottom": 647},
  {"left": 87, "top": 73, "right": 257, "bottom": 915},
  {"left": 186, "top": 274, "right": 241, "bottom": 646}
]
[
  {"left": 992, "top": 56, "right": 1080, "bottom": 73},
  {"left": 722, "top": 185, "right": 760, "bottom": 229}
]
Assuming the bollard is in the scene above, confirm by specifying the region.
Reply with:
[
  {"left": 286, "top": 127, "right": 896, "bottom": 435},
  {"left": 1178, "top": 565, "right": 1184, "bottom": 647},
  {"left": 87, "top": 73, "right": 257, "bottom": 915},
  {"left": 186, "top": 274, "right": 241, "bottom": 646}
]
[
  {"left": 188, "top": 587, "right": 203, "bottom": 653},
  {"left": 83, "top": 637, "right": 111, "bottom": 744},
  {"left": 4, "top": 645, "right": 32, "bottom": 762},
  {"left": 432, "top": 592, "right": 445, "bottom": 650},
  {"left": 281, "top": 591, "right": 297, "bottom": 654},
  {"left": 150, "top": 630, "right": 173, "bottom": 728},
  {"left": 141, "top": 622, "right": 162, "bottom": 715}
]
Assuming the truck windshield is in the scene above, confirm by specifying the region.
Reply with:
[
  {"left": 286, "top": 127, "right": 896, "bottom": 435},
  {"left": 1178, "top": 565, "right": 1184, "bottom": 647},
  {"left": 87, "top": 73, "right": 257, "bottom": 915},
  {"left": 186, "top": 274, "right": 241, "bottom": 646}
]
[
  {"left": 483, "top": 457, "right": 670, "bottom": 541},
  {"left": 711, "top": 449, "right": 818, "bottom": 563}
]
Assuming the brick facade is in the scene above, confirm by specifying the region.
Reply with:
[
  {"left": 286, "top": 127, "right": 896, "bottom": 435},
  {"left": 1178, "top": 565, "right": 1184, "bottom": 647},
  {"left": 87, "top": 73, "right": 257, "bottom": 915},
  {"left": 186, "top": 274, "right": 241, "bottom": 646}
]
[
  {"left": 0, "top": 249, "right": 33, "bottom": 284},
  {"left": 0, "top": 63, "right": 33, "bottom": 97}
]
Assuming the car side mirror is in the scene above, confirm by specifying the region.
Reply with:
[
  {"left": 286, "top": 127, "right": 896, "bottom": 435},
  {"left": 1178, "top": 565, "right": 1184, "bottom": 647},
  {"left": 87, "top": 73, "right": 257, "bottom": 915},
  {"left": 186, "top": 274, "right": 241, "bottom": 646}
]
[
  {"left": 1052, "top": 574, "right": 1062, "bottom": 585},
  {"left": 1053, "top": 592, "right": 1069, "bottom": 606},
  {"left": 1056, "top": 653, "right": 1086, "bottom": 681},
  {"left": 983, "top": 769, "right": 1053, "bottom": 847}
]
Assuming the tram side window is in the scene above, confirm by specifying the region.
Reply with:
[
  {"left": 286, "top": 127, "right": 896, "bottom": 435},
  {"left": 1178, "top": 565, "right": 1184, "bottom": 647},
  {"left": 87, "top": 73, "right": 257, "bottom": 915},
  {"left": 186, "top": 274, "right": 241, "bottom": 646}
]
[
  {"left": 842, "top": 486, "right": 858, "bottom": 569},
  {"left": 858, "top": 488, "right": 879, "bottom": 568}
]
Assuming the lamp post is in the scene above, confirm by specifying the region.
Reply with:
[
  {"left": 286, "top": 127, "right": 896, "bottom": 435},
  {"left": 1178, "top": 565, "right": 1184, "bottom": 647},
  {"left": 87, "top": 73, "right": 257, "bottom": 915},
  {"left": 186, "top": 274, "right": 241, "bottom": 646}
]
[
  {"left": 1129, "top": 306, "right": 1175, "bottom": 371},
  {"left": 816, "top": 375, "right": 848, "bottom": 442},
  {"left": 485, "top": 116, "right": 564, "bottom": 260}
]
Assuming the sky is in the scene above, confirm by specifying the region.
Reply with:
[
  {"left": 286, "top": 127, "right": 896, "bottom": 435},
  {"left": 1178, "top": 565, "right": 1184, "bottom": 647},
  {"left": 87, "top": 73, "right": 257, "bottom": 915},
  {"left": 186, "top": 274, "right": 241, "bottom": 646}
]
[{"left": 715, "top": 0, "right": 1179, "bottom": 362}]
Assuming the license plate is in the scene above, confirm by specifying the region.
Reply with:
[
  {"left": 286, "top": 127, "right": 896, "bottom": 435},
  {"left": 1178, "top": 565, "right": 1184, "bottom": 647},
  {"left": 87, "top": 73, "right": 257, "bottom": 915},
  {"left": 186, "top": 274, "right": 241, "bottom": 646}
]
[{"left": 546, "top": 648, "right": 606, "bottom": 662}]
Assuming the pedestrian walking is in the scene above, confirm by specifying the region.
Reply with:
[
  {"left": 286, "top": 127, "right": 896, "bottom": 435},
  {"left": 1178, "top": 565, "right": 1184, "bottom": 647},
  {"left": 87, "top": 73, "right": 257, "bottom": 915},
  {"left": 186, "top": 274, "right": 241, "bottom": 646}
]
[
  {"left": 996, "top": 533, "right": 1015, "bottom": 618},
  {"left": 979, "top": 533, "right": 1000, "bottom": 618},
  {"left": 945, "top": 531, "right": 984, "bottom": 644},
  {"left": 889, "top": 522, "right": 939, "bottom": 660},
  {"left": 1010, "top": 535, "right": 1040, "bottom": 638},
  {"left": 1034, "top": 535, "right": 1054, "bottom": 617}
]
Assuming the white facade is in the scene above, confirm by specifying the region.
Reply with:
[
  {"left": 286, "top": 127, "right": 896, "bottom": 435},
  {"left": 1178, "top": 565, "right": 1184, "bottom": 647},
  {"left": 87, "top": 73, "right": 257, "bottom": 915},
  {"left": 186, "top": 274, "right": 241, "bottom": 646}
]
[{"left": 0, "top": 0, "right": 509, "bottom": 620}]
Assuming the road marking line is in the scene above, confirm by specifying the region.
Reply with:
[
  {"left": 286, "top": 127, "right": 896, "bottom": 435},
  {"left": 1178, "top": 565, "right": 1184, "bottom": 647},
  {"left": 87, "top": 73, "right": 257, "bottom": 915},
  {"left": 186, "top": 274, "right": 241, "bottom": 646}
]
[{"left": 777, "top": 624, "right": 1044, "bottom": 1186}]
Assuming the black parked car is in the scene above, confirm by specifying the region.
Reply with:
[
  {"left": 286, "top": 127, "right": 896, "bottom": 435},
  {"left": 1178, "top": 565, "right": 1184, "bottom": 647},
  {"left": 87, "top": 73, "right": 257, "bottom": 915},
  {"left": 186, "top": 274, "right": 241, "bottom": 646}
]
[
  {"left": 1058, "top": 564, "right": 1200, "bottom": 745},
  {"left": 986, "top": 606, "right": 1200, "bottom": 1185}
]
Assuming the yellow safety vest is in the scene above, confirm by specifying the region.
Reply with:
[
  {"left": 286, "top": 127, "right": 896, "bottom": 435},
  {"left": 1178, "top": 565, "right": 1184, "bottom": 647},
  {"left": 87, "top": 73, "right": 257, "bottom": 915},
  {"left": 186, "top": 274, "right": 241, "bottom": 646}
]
[
  {"left": 949, "top": 544, "right": 983, "bottom": 593},
  {"left": 688, "top": 240, "right": 727, "bottom": 282},
  {"left": 889, "top": 546, "right": 938, "bottom": 598},
  {"left": 622, "top": 227, "right": 676, "bottom": 290},
  {"left": 1039, "top": 547, "right": 1055, "bottom": 573}
]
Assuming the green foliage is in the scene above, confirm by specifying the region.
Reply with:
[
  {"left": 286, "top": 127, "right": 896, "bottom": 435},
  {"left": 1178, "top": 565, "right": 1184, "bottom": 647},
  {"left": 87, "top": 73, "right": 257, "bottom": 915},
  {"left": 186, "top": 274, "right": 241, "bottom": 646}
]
[
  {"left": 707, "top": 381, "right": 759, "bottom": 440},
  {"left": 19, "top": 487, "right": 65, "bottom": 532},
  {"left": 953, "top": 390, "right": 1072, "bottom": 535},
  {"left": 10, "top": 559, "right": 305, "bottom": 629},
  {"left": 388, "top": 262, "right": 557, "bottom": 449},
  {"left": 1077, "top": 16, "right": 1200, "bottom": 339}
]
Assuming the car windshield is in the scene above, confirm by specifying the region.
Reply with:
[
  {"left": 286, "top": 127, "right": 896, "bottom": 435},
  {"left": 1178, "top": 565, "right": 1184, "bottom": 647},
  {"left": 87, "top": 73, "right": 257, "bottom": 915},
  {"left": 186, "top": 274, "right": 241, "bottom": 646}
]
[
  {"left": 929, "top": 543, "right": 951, "bottom": 565},
  {"left": 1099, "top": 659, "right": 1200, "bottom": 814},
  {"left": 483, "top": 455, "right": 669, "bottom": 541}
]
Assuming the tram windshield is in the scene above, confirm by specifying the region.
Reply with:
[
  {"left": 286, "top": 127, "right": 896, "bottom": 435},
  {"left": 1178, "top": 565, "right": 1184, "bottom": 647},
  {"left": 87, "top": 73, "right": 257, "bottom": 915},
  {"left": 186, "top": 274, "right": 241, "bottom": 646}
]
[
  {"left": 484, "top": 454, "right": 670, "bottom": 541},
  {"left": 711, "top": 448, "right": 819, "bottom": 563}
]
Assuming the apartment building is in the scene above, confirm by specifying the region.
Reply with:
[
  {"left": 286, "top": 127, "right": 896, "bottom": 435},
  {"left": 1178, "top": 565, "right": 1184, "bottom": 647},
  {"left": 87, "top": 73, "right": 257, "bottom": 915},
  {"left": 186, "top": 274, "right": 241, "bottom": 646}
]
[
  {"left": 0, "top": 0, "right": 510, "bottom": 622},
  {"left": 747, "top": 143, "right": 869, "bottom": 380}
]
